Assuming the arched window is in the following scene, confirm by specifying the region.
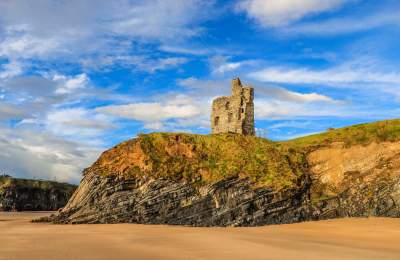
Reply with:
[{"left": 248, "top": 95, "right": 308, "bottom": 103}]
[
  {"left": 225, "top": 102, "right": 230, "bottom": 110},
  {"left": 228, "top": 113, "right": 233, "bottom": 123},
  {"left": 214, "top": 116, "right": 220, "bottom": 126}
]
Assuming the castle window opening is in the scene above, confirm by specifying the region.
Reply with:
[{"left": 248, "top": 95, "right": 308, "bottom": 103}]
[
  {"left": 214, "top": 116, "right": 220, "bottom": 126},
  {"left": 228, "top": 113, "right": 233, "bottom": 123},
  {"left": 225, "top": 102, "right": 230, "bottom": 110}
]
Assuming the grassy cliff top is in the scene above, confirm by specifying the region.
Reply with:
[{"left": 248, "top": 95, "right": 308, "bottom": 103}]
[
  {"left": 91, "top": 133, "right": 308, "bottom": 190},
  {"left": 283, "top": 119, "right": 400, "bottom": 149},
  {"left": 0, "top": 176, "right": 77, "bottom": 194},
  {"left": 89, "top": 119, "right": 400, "bottom": 189}
]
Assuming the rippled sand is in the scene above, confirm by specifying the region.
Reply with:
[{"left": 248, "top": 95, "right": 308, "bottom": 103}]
[{"left": 1, "top": 212, "right": 400, "bottom": 260}]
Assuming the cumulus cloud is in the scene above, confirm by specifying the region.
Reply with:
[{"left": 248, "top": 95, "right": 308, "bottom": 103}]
[
  {"left": 0, "top": 126, "right": 100, "bottom": 183},
  {"left": 45, "top": 108, "right": 114, "bottom": 140},
  {"left": 54, "top": 74, "right": 89, "bottom": 95},
  {"left": 208, "top": 56, "right": 259, "bottom": 75},
  {"left": 285, "top": 9, "right": 400, "bottom": 35},
  {"left": 0, "top": 0, "right": 214, "bottom": 61},
  {"left": 96, "top": 95, "right": 202, "bottom": 124},
  {"left": 0, "top": 71, "right": 117, "bottom": 182},
  {"left": 255, "top": 98, "right": 400, "bottom": 120},
  {"left": 248, "top": 64, "right": 400, "bottom": 86},
  {"left": 255, "top": 99, "right": 344, "bottom": 120},
  {"left": 209, "top": 56, "right": 244, "bottom": 74},
  {"left": 257, "top": 86, "right": 337, "bottom": 103},
  {"left": 109, "top": 0, "right": 212, "bottom": 40},
  {"left": 237, "top": 0, "right": 346, "bottom": 27},
  {"left": 95, "top": 92, "right": 214, "bottom": 132}
]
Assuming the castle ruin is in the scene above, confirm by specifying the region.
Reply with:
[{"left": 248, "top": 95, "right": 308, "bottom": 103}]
[{"left": 211, "top": 78, "right": 255, "bottom": 135}]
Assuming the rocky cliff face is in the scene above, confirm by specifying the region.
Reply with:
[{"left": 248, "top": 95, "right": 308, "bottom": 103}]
[
  {"left": 51, "top": 173, "right": 311, "bottom": 226},
  {"left": 46, "top": 120, "right": 400, "bottom": 226},
  {"left": 0, "top": 176, "right": 77, "bottom": 211},
  {"left": 309, "top": 141, "right": 400, "bottom": 219}
]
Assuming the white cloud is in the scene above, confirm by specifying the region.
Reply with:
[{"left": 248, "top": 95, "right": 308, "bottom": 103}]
[
  {"left": 81, "top": 55, "right": 189, "bottom": 73},
  {"left": 0, "top": 126, "right": 100, "bottom": 183},
  {"left": 257, "top": 85, "right": 338, "bottom": 103},
  {"left": 210, "top": 56, "right": 243, "bottom": 74},
  {"left": 248, "top": 64, "right": 400, "bottom": 86},
  {"left": 137, "top": 57, "right": 189, "bottom": 73},
  {"left": 95, "top": 92, "right": 213, "bottom": 132},
  {"left": 0, "top": 59, "right": 24, "bottom": 79},
  {"left": 45, "top": 108, "right": 113, "bottom": 140},
  {"left": 285, "top": 9, "right": 400, "bottom": 35},
  {"left": 0, "top": 71, "right": 117, "bottom": 183},
  {"left": 0, "top": 0, "right": 214, "bottom": 62},
  {"left": 209, "top": 56, "right": 257, "bottom": 75},
  {"left": 255, "top": 99, "right": 345, "bottom": 120},
  {"left": 54, "top": 73, "right": 89, "bottom": 94},
  {"left": 237, "top": 0, "right": 346, "bottom": 27},
  {"left": 177, "top": 77, "right": 228, "bottom": 90},
  {"left": 215, "top": 62, "right": 242, "bottom": 74},
  {"left": 143, "top": 121, "right": 164, "bottom": 130},
  {"left": 159, "top": 45, "right": 211, "bottom": 56},
  {"left": 287, "top": 92, "right": 335, "bottom": 103},
  {"left": 96, "top": 95, "right": 202, "bottom": 124},
  {"left": 109, "top": 0, "right": 212, "bottom": 40},
  {"left": 0, "top": 33, "right": 62, "bottom": 59}
]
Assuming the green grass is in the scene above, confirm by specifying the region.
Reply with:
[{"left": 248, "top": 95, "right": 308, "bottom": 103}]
[
  {"left": 282, "top": 119, "right": 400, "bottom": 149},
  {"left": 95, "top": 133, "right": 308, "bottom": 190},
  {"left": 0, "top": 176, "right": 77, "bottom": 195}
]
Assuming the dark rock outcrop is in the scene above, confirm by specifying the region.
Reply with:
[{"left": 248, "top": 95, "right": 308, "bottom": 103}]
[
  {"left": 311, "top": 175, "right": 400, "bottom": 219},
  {"left": 0, "top": 176, "right": 77, "bottom": 211},
  {"left": 45, "top": 168, "right": 400, "bottom": 226},
  {"left": 51, "top": 172, "right": 311, "bottom": 226}
]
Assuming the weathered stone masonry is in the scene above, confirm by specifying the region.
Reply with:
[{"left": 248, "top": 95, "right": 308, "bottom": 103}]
[{"left": 211, "top": 78, "right": 255, "bottom": 135}]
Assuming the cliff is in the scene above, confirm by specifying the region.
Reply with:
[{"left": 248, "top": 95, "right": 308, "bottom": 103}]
[
  {"left": 0, "top": 176, "right": 77, "bottom": 211},
  {"left": 46, "top": 119, "right": 400, "bottom": 225}
]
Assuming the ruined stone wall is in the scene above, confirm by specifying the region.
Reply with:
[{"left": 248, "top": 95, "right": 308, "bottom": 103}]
[{"left": 211, "top": 78, "right": 255, "bottom": 135}]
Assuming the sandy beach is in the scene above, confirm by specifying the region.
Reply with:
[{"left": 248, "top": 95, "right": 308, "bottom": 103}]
[{"left": 1, "top": 212, "right": 400, "bottom": 260}]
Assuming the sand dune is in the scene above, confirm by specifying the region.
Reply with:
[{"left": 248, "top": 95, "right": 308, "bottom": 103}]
[{"left": 1, "top": 212, "right": 400, "bottom": 260}]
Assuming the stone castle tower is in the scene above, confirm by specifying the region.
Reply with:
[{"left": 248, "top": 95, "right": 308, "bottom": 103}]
[{"left": 211, "top": 78, "right": 255, "bottom": 135}]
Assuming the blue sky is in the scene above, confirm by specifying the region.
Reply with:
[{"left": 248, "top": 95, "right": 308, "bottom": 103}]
[{"left": 1, "top": 0, "right": 400, "bottom": 183}]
